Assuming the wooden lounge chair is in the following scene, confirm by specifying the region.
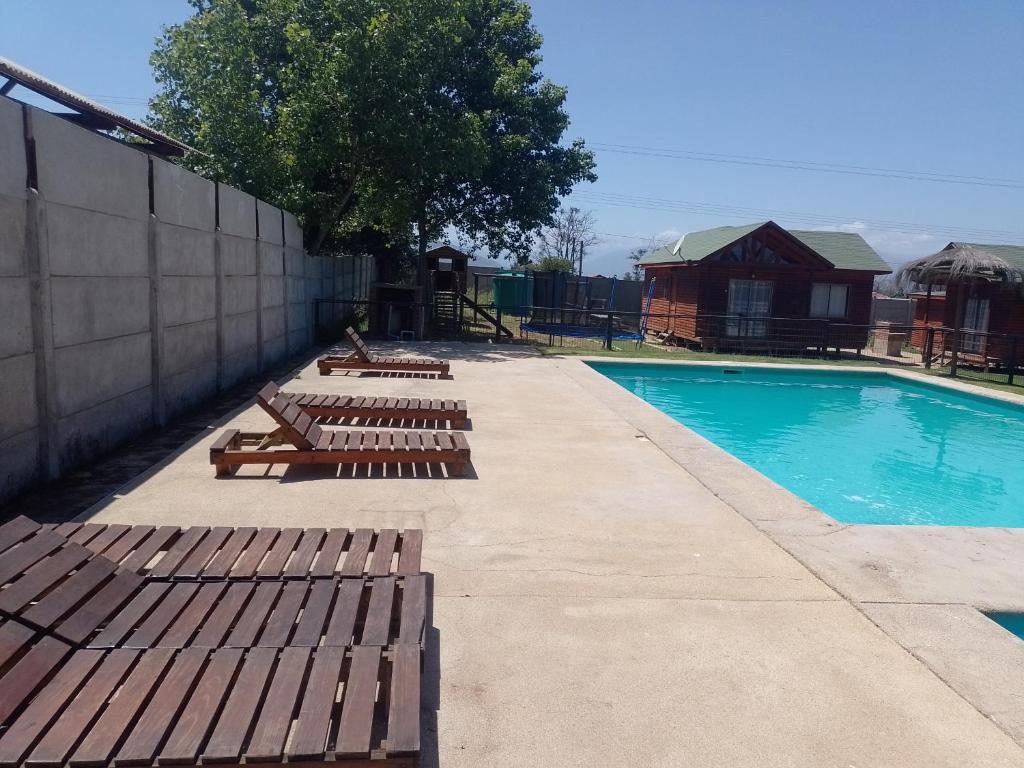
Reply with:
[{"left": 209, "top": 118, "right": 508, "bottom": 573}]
[
  {"left": 210, "top": 385, "right": 470, "bottom": 477},
  {"left": 317, "top": 327, "right": 450, "bottom": 377},
  {"left": 0, "top": 516, "right": 427, "bottom": 768},
  {"left": 259, "top": 381, "right": 468, "bottom": 428}
]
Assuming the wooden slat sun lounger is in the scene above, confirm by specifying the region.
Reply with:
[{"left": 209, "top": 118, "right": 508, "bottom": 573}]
[
  {"left": 259, "top": 381, "right": 468, "bottom": 429},
  {"left": 211, "top": 385, "right": 470, "bottom": 477},
  {"left": 317, "top": 327, "right": 450, "bottom": 377},
  {"left": 0, "top": 517, "right": 426, "bottom": 768}
]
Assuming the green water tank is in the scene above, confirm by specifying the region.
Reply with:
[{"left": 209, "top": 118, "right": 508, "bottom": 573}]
[{"left": 492, "top": 272, "right": 533, "bottom": 314}]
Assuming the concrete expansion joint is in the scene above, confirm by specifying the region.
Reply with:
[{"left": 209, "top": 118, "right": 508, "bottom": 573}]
[{"left": 422, "top": 557, "right": 812, "bottom": 581}]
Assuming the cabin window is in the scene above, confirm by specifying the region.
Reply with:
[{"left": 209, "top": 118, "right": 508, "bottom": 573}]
[
  {"left": 726, "top": 279, "right": 773, "bottom": 337},
  {"left": 962, "top": 298, "right": 990, "bottom": 354},
  {"left": 810, "top": 283, "right": 850, "bottom": 319}
]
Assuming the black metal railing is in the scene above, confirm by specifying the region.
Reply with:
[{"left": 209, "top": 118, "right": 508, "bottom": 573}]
[{"left": 313, "top": 299, "right": 1024, "bottom": 386}]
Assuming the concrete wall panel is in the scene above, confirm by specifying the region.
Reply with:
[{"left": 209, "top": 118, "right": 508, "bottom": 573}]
[
  {"left": 162, "top": 319, "right": 217, "bottom": 376},
  {"left": 218, "top": 184, "right": 255, "bottom": 238},
  {"left": 261, "top": 275, "right": 284, "bottom": 308},
  {"left": 261, "top": 305, "right": 285, "bottom": 341},
  {"left": 0, "top": 196, "right": 27, "bottom": 276},
  {"left": 283, "top": 212, "right": 302, "bottom": 248},
  {"left": 224, "top": 276, "right": 258, "bottom": 316},
  {"left": 256, "top": 201, "right": 283, "bottom": 245},
  {"left": 153, "top": 159, "right": 216, "bottom": 230},
  {"left": 53, "top": 333, "right": 151, "bottom": 417},
  {"left": 259, "top": 243, "right": 283, "bottom": 275},
  {"left": 50, "top": 276, "right": 150, "bottom": 347},
  {"left": 221, "top": 235, "right": 256, "bottom": 276},
  {"left": 56, "top": 387, "right": 152, "bottom": 470},
  {"left": 157, "top": 225, "right": 215, "bottom": 276},
  {"left": 0, "top": 430, "right": 40, "bottom": 502},
  {"left": 223, "top": 312, "right": 258, "bottom": 355},
  {"left": 31, "top": 107, "right": 148, "bottom": 220},
  {"left": 262, "top": 336, "right": 286, "bottom": 366},
  {"left": 46, "top": 204, "right": 148, "bottom": 277},
  {"left": 0, "top": 97, "right": 26, "bottom": 197},
  {"left": 163, "top": 365, "right": 217, "bottom": 420},
  {"left": 0, "top": 354, "right": 37, "bottom": 441},
  {"left": 0, "top": 278, "right": 33, "bottom": 359},
  {"left": 162, "top": 276, "right": 216, "bottom": 326}
]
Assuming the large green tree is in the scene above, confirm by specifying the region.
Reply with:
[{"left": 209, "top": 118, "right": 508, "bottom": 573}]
[{"left": 149, "top": 0, "right": 595, "bottom": 284}]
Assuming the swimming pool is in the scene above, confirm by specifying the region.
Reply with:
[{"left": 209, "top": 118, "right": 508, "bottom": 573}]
[
  {"left": 590, "top": 362, "right": 1024, "bottom": 527},
  {"left": 987, "top": 612, "right": 1024, "bottom": 640}
]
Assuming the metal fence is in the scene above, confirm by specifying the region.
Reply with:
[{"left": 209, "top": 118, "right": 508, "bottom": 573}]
[{"left": 313, "top": 299, "right": 1024, "bottom": 387}]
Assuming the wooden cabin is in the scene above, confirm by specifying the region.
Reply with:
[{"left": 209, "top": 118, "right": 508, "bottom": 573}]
[
  {"left": 641, "top": 221, "right": 890, "bottom": 352},
  {"left": 910, "top": 242, "right": 1024, "bottom": 365}
]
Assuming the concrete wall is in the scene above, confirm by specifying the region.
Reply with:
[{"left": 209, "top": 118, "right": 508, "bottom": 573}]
[{"left": 0, "top": 95, "right": 373, "bottom": 503}]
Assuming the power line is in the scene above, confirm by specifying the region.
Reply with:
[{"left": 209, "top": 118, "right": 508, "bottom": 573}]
[
  {"left": 589, "top": 142, "right": 1024, "bottom": 190},
  {"left": 571, "top": 190, "right": 1024, "bottom": 243}
]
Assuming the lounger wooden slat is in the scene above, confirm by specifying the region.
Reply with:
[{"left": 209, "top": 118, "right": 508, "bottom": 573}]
[
  {"left": 286, "top": 646, "right": 346, "bottom": 761},
  {"left": 190, "top": 583, "right": 254, "bottom": 649},
  {"left": 398, "top": 575, "right": 427, "bottom": 647},
  {"left": 156, "top": 647, "right": 243, "bottom": 765},
  {"left": 361, "top": 577, "right": 395, "bottom": 646},
  {"left": 21, "top": 558, "right": 119, "bottom": 632},
  {"left": 386, "top": 644, "right": 421, "bottom": 756},
  {"left": 317, "top": 327, "right": 450, "bottom": 377},
  {"left": 0, "top": 649, "right": 103, "bottom": 768},
  {"left": 0, "top": 544, "right": 92, "bottom": 616},
  {"left": 54, "top": 572, "right": 146, "bottom": 645},
  {"left": 68, "top": 649, "right": 174, "bottom": 768},
  {"left": 255, "top": 581, "right": 306, "bottom": 647},
  {"left": 156, "top": 582, "right": 227, "bottom": 649},
  {"left": 309, "top": 528, "right": 349, "bottom": 578},
  {"left": 341, "top": 529, "right": 373, "bottom": 576},
  {"left": 223, "top": 582, "right": 281, "bottom": 648},
  {"left": 118, "top": 527, "right": 179, "bottom": 575},
  {"left": 256, "top": 528, "right": 303, "bottom": 578},
  {"left": 114, "top": 648, "right": 207, "bottom": 766},
  {"left": 397, "top": 530, "right": 422, "bottom": 577},
  {"left": 172, "top": 528, "right": 233, "bottom": 580},
  {"left": 25, "top": 649, "right": 141, "bottom": 768},
  {"left": 0, "top": 627, "right": 70, "bottom": 724},
  {"left": 0, "top": 517, "right": 41, "bottom": 556},
  {"left": 289, "top": 580, "right": 335, "bottom": 647},
  {"left": 335, "top": 646, "right": 381, "bottom": 758},
  {"left": 200, "top": 647, "right": 276, "bottom": 763},
  {"left": 88, "top": 583, "right": 172, "bottom": 649},
  {"left": 244, "top": 646, "right": 310, "bottom": 762},
  {"left": 198, "top": 527, "right": 256, "bottom": 580}
]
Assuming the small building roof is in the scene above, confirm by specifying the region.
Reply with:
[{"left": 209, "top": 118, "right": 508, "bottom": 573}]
[
  {"left": 641, "top": 221, "right": 890, "bottom": 273},
  {"left": 0, "top": 56, "right": 191, "bottom": 157}
]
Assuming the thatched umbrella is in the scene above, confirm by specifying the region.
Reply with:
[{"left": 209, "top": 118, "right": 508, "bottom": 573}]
[{"left": 896, "top": 244, "right": 1024, "bottom": 376}]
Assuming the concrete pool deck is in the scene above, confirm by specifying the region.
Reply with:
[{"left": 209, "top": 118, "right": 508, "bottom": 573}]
[{"left": 77, "top": 344, "right": 1024, "bottom": 766}]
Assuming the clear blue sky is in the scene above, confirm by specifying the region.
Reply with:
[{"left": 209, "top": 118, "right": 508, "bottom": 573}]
[{"left": 3, "top": 1, "right": 1022, "bottom": 275}]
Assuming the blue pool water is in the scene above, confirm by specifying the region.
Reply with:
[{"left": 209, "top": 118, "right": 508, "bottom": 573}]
[
  {"left": 591, "top": 362, "right": 1024, "bottom": 526},
  {"left": 988, "top": 613, "right": 1024, "bottom": 640}
]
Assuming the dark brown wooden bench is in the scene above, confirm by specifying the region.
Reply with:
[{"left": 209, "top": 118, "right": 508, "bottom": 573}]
[
  {"left": 317, "top": 328, "right": 450, "bottom": 377},
  {"left": 0, "top": 517, "right": 427, "bottom": 768},
  {"left": 211, "top": 386, "right": 470, "bottom": 477},
  {"left": 259, "top": 381, "right": 468, "bottom": 429}
]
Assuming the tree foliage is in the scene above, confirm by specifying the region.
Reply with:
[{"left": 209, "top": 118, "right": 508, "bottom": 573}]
[{"left": 149, "top": 0, "right": 596, "bottom": 275}]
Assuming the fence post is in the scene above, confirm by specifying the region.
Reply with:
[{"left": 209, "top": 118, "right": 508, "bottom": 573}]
[
  {"left": 495, "top": 309, "right": 503, "bottom": 343},
  {"left": 822, "top": 322, "right": 831, "bottom": 359},
  {"left": 924, "top": 327, "right": 934, "bottom": 369},
  {"left": 1008, "top": 336, "right": 1018, "bottom": 386},
  {"left": 604, "top": 311, "right": 614, "bottom": 350}
]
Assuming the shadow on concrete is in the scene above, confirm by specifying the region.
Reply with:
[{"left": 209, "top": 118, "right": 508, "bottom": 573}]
[
  {"left": 420, "top": 572, "right": 441, "bottom": 768},
  {"left": 215, "top": 461, "right": 478, "bottom": 482}
]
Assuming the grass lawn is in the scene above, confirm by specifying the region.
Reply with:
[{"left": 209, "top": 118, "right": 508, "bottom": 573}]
[{"left": 533, "top": 342, "right": 1024, "bottom": 395}]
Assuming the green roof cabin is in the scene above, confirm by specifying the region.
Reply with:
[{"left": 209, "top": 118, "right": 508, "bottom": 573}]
[{"left": 641, "top": 221, "right": 890, "bottom": 352}]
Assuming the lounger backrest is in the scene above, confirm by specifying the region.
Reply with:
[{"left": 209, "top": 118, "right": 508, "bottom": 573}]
[
  {"left": 345, "top": 327, "right": 373, "bottom": 361},
  {"left": 255, "top": 384, "right": 323, "bottom": 450}
]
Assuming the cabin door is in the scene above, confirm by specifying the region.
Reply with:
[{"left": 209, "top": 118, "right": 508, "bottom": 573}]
[
  {"left": 726, "top": 279, "right": 773, "bottom": 337},
  {"left": 961, "top": 297, "right": 990, "bottom": 354}
]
